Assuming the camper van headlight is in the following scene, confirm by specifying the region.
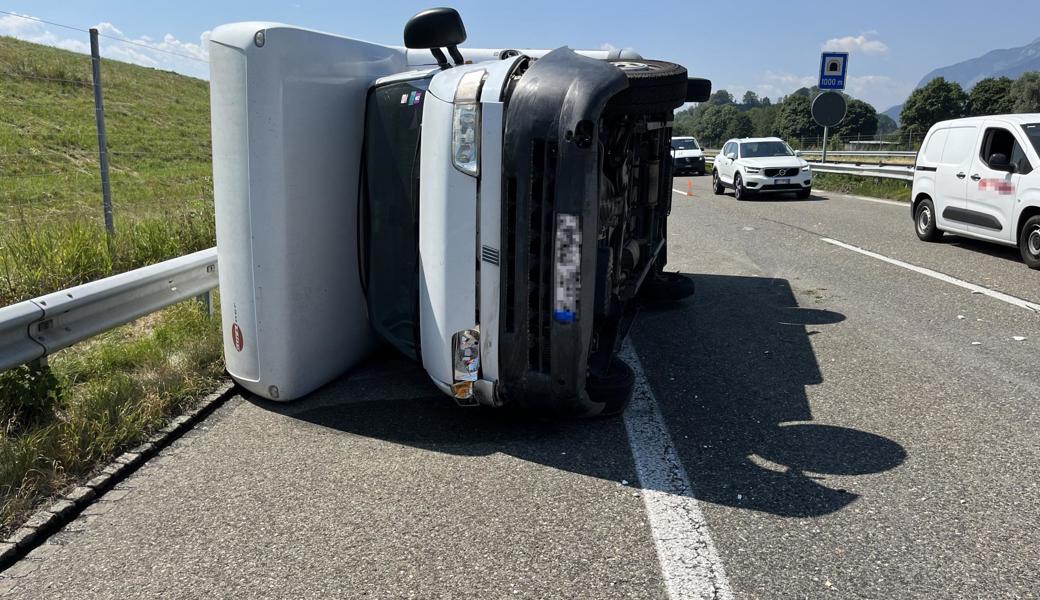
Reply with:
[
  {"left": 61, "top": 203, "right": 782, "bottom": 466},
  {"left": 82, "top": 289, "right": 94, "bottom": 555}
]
[
  {"left": 453, "top": 70, "right": 486, "bottom": 177},
  {"left": 452, "top": 327, "right": 480, "bottom": 384},
  {"left": 554, "top": 214, "right": 581, "bottom": 324}
]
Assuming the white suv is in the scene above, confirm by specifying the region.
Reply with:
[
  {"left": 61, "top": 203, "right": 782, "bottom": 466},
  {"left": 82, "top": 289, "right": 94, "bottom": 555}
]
[
  {"left": 911, "top": 114, "right": 1040, "bottom": 269},
  {"left": 712, "top": 137, "right": 812, "bottom": 200}
]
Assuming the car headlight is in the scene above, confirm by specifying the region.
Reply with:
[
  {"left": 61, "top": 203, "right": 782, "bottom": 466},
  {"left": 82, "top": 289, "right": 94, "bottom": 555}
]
[
  {"left": 451, "top": 327, "right": 480, "bottom": 399},
  {"left": 801, "top": 164, "right": 811, "bottom": 172},
  {"left": 554, "top": 214, "right": 581, "bottom": 324},
  {"left": 744, "top": 167, "right": 761, "bottom": 174},
  {"left": 452, "top": 70, "right": 486, "bottom": 176}
]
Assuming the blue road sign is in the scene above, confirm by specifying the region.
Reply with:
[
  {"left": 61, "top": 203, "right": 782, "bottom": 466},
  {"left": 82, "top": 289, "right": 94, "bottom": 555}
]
[{"left": 819, "top": 52, "right": 849, "bottom": 90}]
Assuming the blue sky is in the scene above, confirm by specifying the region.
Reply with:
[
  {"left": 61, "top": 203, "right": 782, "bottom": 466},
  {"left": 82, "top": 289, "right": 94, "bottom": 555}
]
[{"left": 3, "top": 1, "right": 1040, "bottom": 111}]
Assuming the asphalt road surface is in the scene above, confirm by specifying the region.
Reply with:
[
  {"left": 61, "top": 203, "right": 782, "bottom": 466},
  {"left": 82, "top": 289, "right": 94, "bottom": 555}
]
[{"left": 3, "top": 176, "right": 1038, "bottom": 599}]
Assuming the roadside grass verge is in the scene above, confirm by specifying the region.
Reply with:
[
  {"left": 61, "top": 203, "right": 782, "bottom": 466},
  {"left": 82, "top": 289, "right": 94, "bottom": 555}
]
[
  {"left": 0, "top": 298, "right": 224, "bottom": 534},
  {"left": 813, "top": 172, "right": 912, "bottom": 202}
]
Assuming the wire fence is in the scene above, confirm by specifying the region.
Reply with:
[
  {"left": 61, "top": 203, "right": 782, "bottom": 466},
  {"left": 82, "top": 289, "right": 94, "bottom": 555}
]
[{"left": 0, "top": 25, "right": 213, "bottom": 227}]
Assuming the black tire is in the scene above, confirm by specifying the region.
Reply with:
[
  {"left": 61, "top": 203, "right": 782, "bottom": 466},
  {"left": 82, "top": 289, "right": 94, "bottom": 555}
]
[
  {"left": 915, "top": 198, "right": 942, "bottom": 242},
  {"left": 796, "top": 187, "right": 811, "bottom": 199},
  {"left": 1019, "top": 215, "right": 1040, "bottom": 269},
  {"left": 712, "top": 170, "right": 724, "bottom": 195},
  {"left": 606, "top": 59, "right": 688, "bottom": 114},
  {"left": 733, "top": 172, "right": 749, "bottom": 201},
  {"left": 585, "top": 357, "right": 636, "bottom": 417}
]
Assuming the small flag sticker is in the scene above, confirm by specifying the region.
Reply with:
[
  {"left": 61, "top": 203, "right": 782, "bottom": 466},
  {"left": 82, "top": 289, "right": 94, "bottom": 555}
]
[
  {"left": 400, "top": 94, "right": 408, "bottom": 104},
  {"left": 413, "top": 92, "right": 422, "bottom": 105},
  {"left": 408, "top": 91, "right": 416, "bottom": 105}
]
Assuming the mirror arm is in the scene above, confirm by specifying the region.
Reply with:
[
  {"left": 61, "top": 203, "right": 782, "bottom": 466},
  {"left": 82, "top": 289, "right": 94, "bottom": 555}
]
[
  {"left": 447, "top": 45, "right": 464, "bottom": 66},
  {"left": 430, "top": 47, "right": 450, "bottom": 70}
]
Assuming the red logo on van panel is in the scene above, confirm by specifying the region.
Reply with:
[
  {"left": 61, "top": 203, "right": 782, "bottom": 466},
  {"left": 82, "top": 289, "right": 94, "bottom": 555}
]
[{"left": 231, "top": 323, "right": 244, "bottom": 352}]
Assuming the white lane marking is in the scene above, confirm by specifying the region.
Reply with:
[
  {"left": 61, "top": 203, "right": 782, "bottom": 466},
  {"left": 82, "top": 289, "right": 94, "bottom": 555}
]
[
  {"left": 620, "top": 342, "right": 734, "bottom": 600},
  {"left": 841, "top": 194, "right": 906, "bottom": 207},
  {"left": 821, "top": 237, "right": 1040, "bottom": 313},
  {"left": 673, "top": 188, "right": 693, "bottom": 195}
]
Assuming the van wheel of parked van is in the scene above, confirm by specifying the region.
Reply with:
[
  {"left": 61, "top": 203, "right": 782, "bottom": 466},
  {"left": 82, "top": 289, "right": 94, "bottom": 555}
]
[
  {"left": 915, "top": 198, "right": 942, "bottom": 242},
  {"left": 585, "top": 357, "right": 636, "bottom": 417},
  {"left": 605, "top": 59, "right": 688, "bottom": 114},
  {"left": 1019, "top": 215, "right": 1040, "bottom": 269}
]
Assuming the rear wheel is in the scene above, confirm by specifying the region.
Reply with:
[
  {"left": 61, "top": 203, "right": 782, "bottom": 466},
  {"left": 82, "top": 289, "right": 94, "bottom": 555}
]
[
  {"left": 712, "top": 170, "right": 724, "bottom": 195},
  {"left": 915, "top": 198, "right": 942, "bottom": 242},
  {"left": 1019, "top": 215, "right": 1040, "bottom": 269}
]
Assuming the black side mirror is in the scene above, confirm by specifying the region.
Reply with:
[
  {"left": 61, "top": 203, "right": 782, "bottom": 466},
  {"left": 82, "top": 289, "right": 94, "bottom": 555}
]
[
  {"left": 686, "top": 78, "right": 711, "bottom": 102},
  {"left": 989, "top": 153, "right": 1012, "bottom": 172},
  {"left": 404, "top": 7, "right": 467, "bottom": 68}
]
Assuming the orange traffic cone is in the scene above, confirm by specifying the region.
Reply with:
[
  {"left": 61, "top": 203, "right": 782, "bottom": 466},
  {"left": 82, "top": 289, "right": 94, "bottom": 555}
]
[{"left": 686, "top": 179, "right": 693, "bottom": 197}]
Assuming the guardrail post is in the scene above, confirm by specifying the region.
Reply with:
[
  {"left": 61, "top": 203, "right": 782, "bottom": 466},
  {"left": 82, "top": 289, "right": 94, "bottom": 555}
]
[
  {"left": 29, "top": 355, "right": 48, "bottom": 370},
  {"left": 197, "top": 290, "right": 213, "bottom": 318},
  {"left": 89, "top": 28, "right": 115, "bottom": 238}
]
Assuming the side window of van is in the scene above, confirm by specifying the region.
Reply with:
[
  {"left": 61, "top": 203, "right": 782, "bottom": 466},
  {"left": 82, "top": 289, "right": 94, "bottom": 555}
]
[
  {"left": 979, "top": 127, "right": 1031, "bottom": 174},
  {"left": 940, "top": 126, "right": 977, "bottom": 165}
]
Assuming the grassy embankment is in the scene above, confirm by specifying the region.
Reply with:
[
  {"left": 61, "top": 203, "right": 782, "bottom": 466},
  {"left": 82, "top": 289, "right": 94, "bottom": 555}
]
[
  {"left": 0, "top": 36, "right": 224, "bottom": 533},
  {"left": 812, "top": 172, "right": 912, "bottom": 202}
]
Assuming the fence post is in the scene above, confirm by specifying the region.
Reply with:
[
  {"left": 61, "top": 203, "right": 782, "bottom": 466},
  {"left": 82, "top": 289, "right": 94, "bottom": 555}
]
[{"left": 89, "top": 28, "right": 115, "bottom": 238}]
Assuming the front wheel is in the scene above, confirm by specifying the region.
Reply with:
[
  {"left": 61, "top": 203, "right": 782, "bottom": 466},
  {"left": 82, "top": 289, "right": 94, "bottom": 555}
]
[
  {"left": 734, "top": 172, "right": 749, "bottom": 201},
  {"left": 915, "top": 199, "right": 942, "bottom": 242},
  {"left": 796, "top": 187, "right": 811, "bottom": 199},
  {"left": 1019, "top": 215, "right": 1040, "bottom": 269},
  {"left": 712, "top": 170, "right": 724, "bottom": 195},
  {"left": 585, "top": 357, "right": 636, "bottom": 417}
]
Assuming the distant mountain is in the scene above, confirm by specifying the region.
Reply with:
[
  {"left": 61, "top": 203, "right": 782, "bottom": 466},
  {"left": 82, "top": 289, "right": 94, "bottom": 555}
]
[
  {"left": 882, "top": 104, "right": 902, "bottom": 126},
  {"left": 916, "top": 38, "right": 1040, "bottom": 90},
  {"left": 882, "top": 38, "right": 1040, "bottom": 126}
]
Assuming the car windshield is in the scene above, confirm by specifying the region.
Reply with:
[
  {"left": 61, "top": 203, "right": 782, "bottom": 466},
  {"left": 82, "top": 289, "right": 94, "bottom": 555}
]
[
  {"left": 1023, "top": 123, "right": 1040, "bottom": 156},
  {"left": 672, "top": 139, "right": 700, "bottom": 150},
  {"left": 361, "top": 78, "right": 429, "bottom": 361},
  {"left": 740, "top": 141, "right": 794, "bottom": 158}
]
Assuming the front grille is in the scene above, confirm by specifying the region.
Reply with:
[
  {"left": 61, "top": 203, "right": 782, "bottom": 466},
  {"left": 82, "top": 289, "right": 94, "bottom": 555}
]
[
  {"left": 764, "top": 167, "right": 801, "bottom": 177},
  {"left": 527, "top": 139, "right": 557, "bottom": 372}
]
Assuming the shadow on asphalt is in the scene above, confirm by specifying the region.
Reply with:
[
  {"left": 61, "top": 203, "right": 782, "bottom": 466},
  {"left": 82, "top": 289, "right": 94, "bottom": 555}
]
[
  {"left": 632, "top": 274, "right": 906, "bottom": 517},
  {"left": 251, "top": 274, "right": 905, "bottom": 519},
  {"left": 943, "top": 234, "right": 1026, "bottom": 266}
]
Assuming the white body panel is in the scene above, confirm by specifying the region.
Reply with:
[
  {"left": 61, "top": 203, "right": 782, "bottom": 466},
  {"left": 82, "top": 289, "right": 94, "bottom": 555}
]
[
  {"left": 913, "top": 114, "right": 1040, "bottom": 249},
  {"left": 209, "top": 23, "right": 407, "bottom": 400}
]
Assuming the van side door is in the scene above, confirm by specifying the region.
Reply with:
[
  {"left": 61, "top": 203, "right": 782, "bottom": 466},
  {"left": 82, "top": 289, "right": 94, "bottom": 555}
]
[
  {"left": 964, "top": 123, "right": 1033, "bottom": 242},
  {"left": 932, "top": 125, "right": 980, "bottom": 233}
]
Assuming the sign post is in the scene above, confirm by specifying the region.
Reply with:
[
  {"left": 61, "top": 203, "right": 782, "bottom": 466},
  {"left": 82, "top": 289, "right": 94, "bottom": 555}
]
[{"left": 816, "top": 52, "right": 849, "bottom": 161}]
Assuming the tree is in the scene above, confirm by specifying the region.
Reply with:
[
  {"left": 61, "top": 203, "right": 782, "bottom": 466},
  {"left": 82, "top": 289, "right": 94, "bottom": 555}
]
[
  {"left": 775, "top": 95, "right": 816, "bottom": 143},
  {"left": 691, "top": 104, "right": 752, "bottom": 146},
  {"left": 749, "top": 104, "right": 780, "bottom": 137},
  {"left": 1010, "top": 72, "right": 1040, "bottom": 113},
  {"left": 900, "top": 77, "right": 967, "bottom": 134},
  {"left": 876, "top": 113, "right": 898, "bottom": 135},
  {"left": 967, "top": 76, "right": 1014, "bottom": 116},
  {"left": 832, "top": 99, "right": 879, "bottom": 139},
  {"left": 742, "top": 90, "right": 760, "bottom": 108},
  {"left": 760, "top": 96, "right": 772, "bottom": 107},
  {"left": 707, "top": 89, "right": 734, "bottom": 105}
]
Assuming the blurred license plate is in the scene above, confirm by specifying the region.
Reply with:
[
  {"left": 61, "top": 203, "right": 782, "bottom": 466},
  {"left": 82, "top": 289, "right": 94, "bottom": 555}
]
[{"left": 775, "top": 178, "right": 790, "bottom": 185}]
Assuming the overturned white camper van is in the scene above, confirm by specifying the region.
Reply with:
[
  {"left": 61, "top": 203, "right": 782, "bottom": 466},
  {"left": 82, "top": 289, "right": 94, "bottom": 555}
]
[{"left": 210, "top": 8, "right": 708, "bottom": 415}]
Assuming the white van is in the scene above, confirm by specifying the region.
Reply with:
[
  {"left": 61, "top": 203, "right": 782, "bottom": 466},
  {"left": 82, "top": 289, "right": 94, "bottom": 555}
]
[{"left": 911, "top": 114, "right": 1040, "bottom": 269}]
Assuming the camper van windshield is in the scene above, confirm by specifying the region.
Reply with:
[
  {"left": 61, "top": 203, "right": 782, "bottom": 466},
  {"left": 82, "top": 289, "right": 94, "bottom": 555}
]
[{"left": 361, "top": 79, "right": 429, "bottom": 360}]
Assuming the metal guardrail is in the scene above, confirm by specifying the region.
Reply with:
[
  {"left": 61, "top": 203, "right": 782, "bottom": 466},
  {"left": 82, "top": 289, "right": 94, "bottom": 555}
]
[
  {"left": 0, "top": 247, "right": 218, "bottom": 373},
  {"left": 701, "top": 155, "right": 914, "bottom": 181}
]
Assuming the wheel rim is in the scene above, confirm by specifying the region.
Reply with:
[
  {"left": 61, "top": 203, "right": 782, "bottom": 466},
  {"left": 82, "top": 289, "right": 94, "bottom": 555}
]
[
  {"left": 917, "top": 206, "right": 931, "bottom": 234},
  {"left": 735, "top": 175, "right": 742, "bottom": 197},
  {"left": 713, "top": 172, "right": 719, "bottom": 189},
  {"left": 1028, "top": 225, "right": 1040, "bottom": 257}
]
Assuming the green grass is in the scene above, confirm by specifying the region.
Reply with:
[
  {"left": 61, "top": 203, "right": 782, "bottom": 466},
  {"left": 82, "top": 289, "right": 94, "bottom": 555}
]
[
  {"left": 0, "top": 37, "right": 226, "bottom": 533},
  {"left": 0, "top": 35, "right": 215, "bottom": 305},
  {"left": 813, "top": 172, "right": 912, "bottom": 202},
  {"left": 0, "top": 298, "right": 224, "bottom": 533}
]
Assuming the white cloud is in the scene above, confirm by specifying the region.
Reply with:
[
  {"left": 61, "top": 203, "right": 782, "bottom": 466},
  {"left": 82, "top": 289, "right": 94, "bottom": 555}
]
[
  {"left": 822, "top": 34, "right": 889, "bottom": 55},
  {"left": 0, "top": 12, "right": 210, "bottom": 79}
]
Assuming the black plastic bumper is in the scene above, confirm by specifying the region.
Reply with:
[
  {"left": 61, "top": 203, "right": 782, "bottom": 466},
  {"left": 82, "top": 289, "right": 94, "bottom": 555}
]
[
  {"left": 497, "top": 48, "right": 629, "bottom": 412},
  {"left": 673, "top": 156, "right": 705, "bottom": 172}
]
